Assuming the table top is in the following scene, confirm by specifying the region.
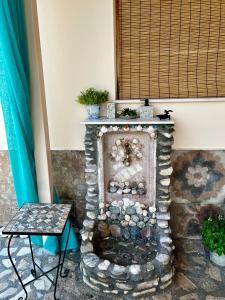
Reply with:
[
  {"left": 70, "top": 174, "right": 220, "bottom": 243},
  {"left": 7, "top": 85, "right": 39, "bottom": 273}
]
[{"left": 3, "top": 204, "right": 72, "bottom": 236}]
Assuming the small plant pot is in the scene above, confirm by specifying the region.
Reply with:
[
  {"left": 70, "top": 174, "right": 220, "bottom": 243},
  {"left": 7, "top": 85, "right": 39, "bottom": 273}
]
[
  {"left": 210, "top": 251, "right": 225, "bottom": 267},
  {"left": 86, "top": 104, "right": 100, "bottom": 119}
]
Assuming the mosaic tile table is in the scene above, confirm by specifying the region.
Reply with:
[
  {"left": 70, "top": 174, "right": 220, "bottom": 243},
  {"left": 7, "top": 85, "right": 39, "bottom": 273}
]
[{"left": 3, "top": 203, "right": 72, "bottom": 300}]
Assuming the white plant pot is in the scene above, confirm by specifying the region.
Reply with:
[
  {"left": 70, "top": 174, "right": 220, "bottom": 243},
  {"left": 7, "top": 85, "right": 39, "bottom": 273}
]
[
  {"left": 86, "top": 104, "right": 100, "bottom": 119},
  {"left": 210, "top": 251, "right": 225, "bottom": 267}
]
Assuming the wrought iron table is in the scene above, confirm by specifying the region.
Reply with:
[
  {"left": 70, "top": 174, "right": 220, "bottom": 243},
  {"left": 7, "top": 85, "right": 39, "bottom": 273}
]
[{"left": 3, "top": 203, "right": 72, "bottom": 300}]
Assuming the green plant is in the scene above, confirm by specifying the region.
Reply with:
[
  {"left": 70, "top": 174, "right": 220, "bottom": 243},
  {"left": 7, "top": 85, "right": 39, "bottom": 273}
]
[
  {"left": 77, "top": 88, "right": 109, "bottom": 105},
  {"left": 120, "top": 108, "right": 137, "bottom": 117},
  {"left": 201, "top": 215, "right": 225, "bottom": 256}
]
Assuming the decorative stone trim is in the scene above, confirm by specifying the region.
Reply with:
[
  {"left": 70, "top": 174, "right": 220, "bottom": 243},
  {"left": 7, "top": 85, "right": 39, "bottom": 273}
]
[{"left": 81, "top": 122, "right": 175, "bottom": 296}]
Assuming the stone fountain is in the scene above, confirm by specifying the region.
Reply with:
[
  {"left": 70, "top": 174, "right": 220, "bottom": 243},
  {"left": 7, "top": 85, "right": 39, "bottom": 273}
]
[{"left": 80, "top": 118, "right": 175, "bottom": 297}]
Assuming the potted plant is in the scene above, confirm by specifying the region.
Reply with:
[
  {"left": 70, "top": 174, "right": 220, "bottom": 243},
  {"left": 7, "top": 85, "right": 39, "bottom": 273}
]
[
  {"left": 119, "top": 108, "right": 137, "bottom": 119},
  {"left": 201, "top": 215, "right": 225, "bottom": 266},
  {"left": 77, "top": 87, "right": 109, "bottom": 119}
]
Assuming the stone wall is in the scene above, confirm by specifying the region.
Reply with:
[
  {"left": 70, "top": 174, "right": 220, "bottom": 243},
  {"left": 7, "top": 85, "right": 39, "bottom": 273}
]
[{"left": 1, "top": 149, "right": 225, "bottom": 238}]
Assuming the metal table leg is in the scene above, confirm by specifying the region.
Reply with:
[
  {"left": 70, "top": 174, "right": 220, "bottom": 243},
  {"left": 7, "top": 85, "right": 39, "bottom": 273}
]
[
  {"left": 54, "top": 223, "right": 71, "bottom": 299},
  {"left": 60, "top": 222, "right": 71, "bottom": 278},
  {"left": 29, "top": 235, "right": 37, "bottom": 278},
  {"left": 7, "top": 235, "right": 28, "bottom": 300},
  {"left": 7, "top": 221, "right": 72, "bottom": 300}
]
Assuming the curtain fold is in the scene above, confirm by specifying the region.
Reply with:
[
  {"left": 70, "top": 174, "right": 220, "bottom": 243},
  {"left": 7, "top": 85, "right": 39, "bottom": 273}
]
[{"left": 0, "top": 0, "right": 79, "bottom": 253}]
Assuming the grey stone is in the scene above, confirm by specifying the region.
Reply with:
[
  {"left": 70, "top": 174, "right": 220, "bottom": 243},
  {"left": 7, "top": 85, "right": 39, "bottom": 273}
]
[
  {"left": 160, "top": 178, "right": 170, "bottom": 186},
  {"left": 160, "top": 166, "right": 173, "bottom": 176},
  {"left": 83, "top": 253, "right": 100, "bottom": 268},
  {"left": 156, "top": 212, "right": 170, "bottom": 220},
  {"left": 108, "top": 186, "right": 118, "bottom": 193},
  {"left": 98, "top": 260, "right": 110, "bottom": 271},
  {"left": 83, "top": 219, "right": 95, "bottom": 229},
  {"left": 109, "top": 225, "right": 121, "bottom": 237},
  {"left": 158, "top": 220, "right": 168, "bottom": 228},
  {"left": 155, "top": 253, "right": 170, "bottom": 265},
  {"left": 125, "top": 206, "right": 136, "bottom": 215},
  {"left": 122, "top": 227, "right": 130, "bottom": 239},
  {"left": 109, "top": 206, "right": 120, "bottom": 214},
  {"left": 161, "top": 270, "right": 173, "bottom": 283},
  {"left": 129, "top": 264, "right": 141, "bottom": 275},
  {"left": 131, "top": 215, "right": 139, "bottom": 223},
  {"left": 159, "top": 155, "right": 171, "bottom": 161},
  {"left": 89, "top": 277, "right": 109, "bottom": 288},
  {"left": 132, "top": 288, "right": 156, "bottom": 297},
  {"left": 116, "top": 282, "right": 133, "bottom": 290},
  {"left": 86, "top": 211, "right": 97, "bottom": 220},
  {"left": 137, "top": 221, "right": 145, "bottom": 229},
  {"left": 80, "top": 242, "right": 93, "bottom": 254},
  {"left": 83, "top": 276, "right": 100, "bottom": 291},
  {"left": 85, "top": 203, "right": 96, "bottom": 211},
  {"left": 136, "top": 278, "right": 159, "bottom": 290},
  {"left": 111, "top": 264, "right": 126, "bottom": 276}
]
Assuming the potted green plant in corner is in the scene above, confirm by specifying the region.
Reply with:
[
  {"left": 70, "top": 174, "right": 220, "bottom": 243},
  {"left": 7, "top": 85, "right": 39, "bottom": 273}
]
[
  {"left": 201, "top": 215, "right": 225, "bottom": 266},
  {"left": 77, "top": 87, "right": 109, "bottom": 119}
]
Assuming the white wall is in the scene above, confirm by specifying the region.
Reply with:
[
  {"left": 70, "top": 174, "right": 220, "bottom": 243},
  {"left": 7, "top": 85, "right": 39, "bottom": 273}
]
[
  {"left": 37, "top": 0, "right": 116, "bottom": 150},
  {"left": 37, "top": 0, "right": 225, "bottom": 150},
  {"left": 0, "top": 105, "right": 7, "bottom": 150}
]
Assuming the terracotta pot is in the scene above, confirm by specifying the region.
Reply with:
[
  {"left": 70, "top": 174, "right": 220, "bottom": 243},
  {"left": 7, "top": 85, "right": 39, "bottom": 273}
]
[{"left": 210, "top": 251, "right": 225, "bottom": 266}]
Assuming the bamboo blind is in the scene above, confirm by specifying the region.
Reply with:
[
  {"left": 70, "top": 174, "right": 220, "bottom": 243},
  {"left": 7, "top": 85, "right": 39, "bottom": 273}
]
[{"left": 116, "top": 0, "right": 225, "bottom": 99}]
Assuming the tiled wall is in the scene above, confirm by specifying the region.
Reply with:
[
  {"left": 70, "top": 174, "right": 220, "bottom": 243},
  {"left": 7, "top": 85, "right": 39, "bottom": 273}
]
[
  {"left": 0, "top": 151, "right": 17, "bottom": 225},
  {"left": 1, "top": 150, "right": 225, "bottom": 242},
  {"left": 170, "top": 150, "right": 225, "bottom": 244}
]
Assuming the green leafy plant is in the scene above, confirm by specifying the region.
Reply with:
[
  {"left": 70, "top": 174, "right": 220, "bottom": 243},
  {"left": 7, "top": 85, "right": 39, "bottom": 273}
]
[
  {"left": 77, "top": 88, "right": 109, "bottom": 105},
  {"left": 120, "top": 108, "right": 137, "bottom": 118},
  {"left": 201, "top": 215, "right": 225, "bottom": 256}
]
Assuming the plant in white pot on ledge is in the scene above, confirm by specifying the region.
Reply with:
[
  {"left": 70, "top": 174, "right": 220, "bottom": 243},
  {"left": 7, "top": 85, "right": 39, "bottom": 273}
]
[
  {"left": 77, "top": 87, "right": 109, "bottom": 119},
  {"left": 201, "top": 214, "right": 225, "bottom": 266}
]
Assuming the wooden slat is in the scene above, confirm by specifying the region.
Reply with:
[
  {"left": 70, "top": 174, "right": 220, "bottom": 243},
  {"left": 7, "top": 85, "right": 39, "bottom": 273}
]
[{"left": 116, "top": 0, "right": 225, "bottom": 99}]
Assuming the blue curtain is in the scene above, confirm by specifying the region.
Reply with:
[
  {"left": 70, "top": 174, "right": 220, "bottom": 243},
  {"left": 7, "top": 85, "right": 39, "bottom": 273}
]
[{"left": 0, "top": 0, "right": 79, "bottom": 253}]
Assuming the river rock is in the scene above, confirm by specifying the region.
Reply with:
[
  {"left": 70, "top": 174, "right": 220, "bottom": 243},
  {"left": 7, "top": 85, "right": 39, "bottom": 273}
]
[
  {"left": 131, "top": 215, "right": 139, "bottom": 223},
  {"left": 98, "top": 221, "right": 110, "bottom": 237},
  {"left": 110, "top": 225, "right": 121, "bottom": 237},
  {"left": 130, "top": 226, "right": 140, "bottom": 239},
  {"left": 83, "top": 253, "right": 100, "bottom": 268},
  {"left": 137, "top": 221, "right": 145, "bottom": 229},
  {"left": 125, "top": 214, "right": 131, "bottom": 222},
  {"left": 122, "top": 228, "right": 130, "bottom": 240},
  {"left": 109, "top": 206, "right": 120, "bottom": 214},
  {"left": 126, "top": 206, "right": 136, "bottom": 215}
]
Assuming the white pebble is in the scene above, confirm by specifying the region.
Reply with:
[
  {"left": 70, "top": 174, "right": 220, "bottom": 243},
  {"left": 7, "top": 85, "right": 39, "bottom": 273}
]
[
  {"left": 143, "top": 210, "right": 148, "bottom": 217},
  {"left": 125, "top": 215, "right": 131, "bottom": 222},
  {"left": 149, "top": 207, "right": 156, "bottom": 213},
  {"left": 129, "top": 220, "right": 136, "bottom": 227}
]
